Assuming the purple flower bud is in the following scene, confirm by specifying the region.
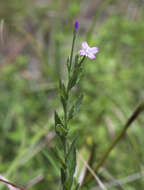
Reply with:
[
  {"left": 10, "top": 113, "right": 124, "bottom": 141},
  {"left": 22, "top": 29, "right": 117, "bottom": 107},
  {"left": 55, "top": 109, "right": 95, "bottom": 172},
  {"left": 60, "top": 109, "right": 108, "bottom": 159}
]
[{"left": 74, "top": 21, "right": 79, "bottom": 31}]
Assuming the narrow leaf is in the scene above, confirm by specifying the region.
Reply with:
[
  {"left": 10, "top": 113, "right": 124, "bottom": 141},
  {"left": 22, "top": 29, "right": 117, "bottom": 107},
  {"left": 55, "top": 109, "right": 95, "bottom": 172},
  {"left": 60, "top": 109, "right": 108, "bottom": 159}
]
[
  {"left": 66, "top": 138, "right": 77, "bottom": 176},
  {"left": 56, "top": 124, "right": 68, "bottom": 135},
  {"left": 55, "top": 111, "right": 63, "bottom": 126},
  {"left": 66, "top": 56, "right": 70, "bottom": 72},
  {"left": 64, "top": 175, "right": 73, "bottom": 190},
  {"left": 54, "top": 111, "right": 64, "bottom": 136},
  {"left": 75, "top": 183, "right": 80, "bottom": 190},
  {"left": 68, "top": 57, "right": 84, "bottom": 90},
  {"left": 61, "top": 168, "right": 67, "bottom": 185},
  {"left": 59, "top": 79, "right": 68, "bottom": 112},
  {"left": 68, "top": 94, "right": 83, "bottom": 121}
]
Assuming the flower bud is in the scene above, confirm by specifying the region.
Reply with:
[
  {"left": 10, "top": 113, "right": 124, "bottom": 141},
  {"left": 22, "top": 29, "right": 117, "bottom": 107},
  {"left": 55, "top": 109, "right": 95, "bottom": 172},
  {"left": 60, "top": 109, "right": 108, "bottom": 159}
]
[{"left": 74, "top": 21, "right": 79, "bottom": 31}]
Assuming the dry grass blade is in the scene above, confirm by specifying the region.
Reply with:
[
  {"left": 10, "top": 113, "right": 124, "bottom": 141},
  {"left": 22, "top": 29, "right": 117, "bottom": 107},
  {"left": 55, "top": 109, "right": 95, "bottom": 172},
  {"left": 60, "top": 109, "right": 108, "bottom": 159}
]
[
  {"left": 27, "top": 174, "right": 44, "bottom": 188},
  {"left": 93, "top": 170, "right": 144, "bottom": 190},
  {"left": 99, "top": 168, "right": 126, "bottom": 190},
  {"left": 77, "top": 151, "right": 108, "bottom": 190},
  {"left": 0, "top": 19, "right": 4, "bottom": 44}
]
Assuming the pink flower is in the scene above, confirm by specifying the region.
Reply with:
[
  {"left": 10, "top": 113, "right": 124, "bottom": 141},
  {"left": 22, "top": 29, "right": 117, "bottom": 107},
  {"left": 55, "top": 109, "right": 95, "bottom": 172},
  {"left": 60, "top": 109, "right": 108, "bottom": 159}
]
[{"left": 79, "top": 42, "right": 98, "bottom": 59}]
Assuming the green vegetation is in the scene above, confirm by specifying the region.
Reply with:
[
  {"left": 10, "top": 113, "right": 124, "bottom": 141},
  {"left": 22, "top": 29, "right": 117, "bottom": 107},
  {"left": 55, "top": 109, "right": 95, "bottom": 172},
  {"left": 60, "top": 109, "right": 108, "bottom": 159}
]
[{"left": 0, "top": 0, "right": 144, "bottom": 189}]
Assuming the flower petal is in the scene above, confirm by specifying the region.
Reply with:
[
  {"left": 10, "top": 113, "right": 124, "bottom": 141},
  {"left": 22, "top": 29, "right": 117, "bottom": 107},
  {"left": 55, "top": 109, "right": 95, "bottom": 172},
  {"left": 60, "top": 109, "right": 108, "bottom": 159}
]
[
  {"left": 87, "top": 53, "right": 96, "bottom": 59},
  {"left": 79, "top": 50, "right": 86, "bottom": 56},
  {"left": 82, "top": 41, "right": 89, "bottom": 50},
  {"left": 79, "top": 41, "right": 98, "bottom": 59},
  {"left": 90, "top": 47, "right": 98, "bottom": 54}
]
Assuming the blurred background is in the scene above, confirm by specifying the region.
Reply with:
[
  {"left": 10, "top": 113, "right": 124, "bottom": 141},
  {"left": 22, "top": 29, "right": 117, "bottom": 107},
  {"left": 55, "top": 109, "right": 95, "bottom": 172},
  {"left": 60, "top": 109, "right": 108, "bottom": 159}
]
[{"left": 0, "top": 0, "right": 144, "bottom": 189}]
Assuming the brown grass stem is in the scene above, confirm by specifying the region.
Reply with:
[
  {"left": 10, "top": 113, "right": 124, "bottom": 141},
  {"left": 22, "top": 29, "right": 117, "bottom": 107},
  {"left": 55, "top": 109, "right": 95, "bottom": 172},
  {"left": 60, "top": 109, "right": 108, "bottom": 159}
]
[
  {"left": 0, "top": 178, "right": 27, "bottom": 190},
  {"left": 82, "top": 103, "right": 144, "bottom": 186}
]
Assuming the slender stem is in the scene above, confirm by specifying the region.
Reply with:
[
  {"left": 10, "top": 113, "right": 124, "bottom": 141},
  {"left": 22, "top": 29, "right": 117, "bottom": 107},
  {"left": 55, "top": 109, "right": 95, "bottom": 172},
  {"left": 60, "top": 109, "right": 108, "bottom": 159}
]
[
  {"left": 63, "top": 136, "right": 67, "bottom": 160},
  {"left": 82, "top": 103, "right": 144, "bottom": 186},
  {"left": 64, "top": 101, "right": 68, "bottom": 129},
  {"left": 79, "top": 56, "right": 86, "bottom": 67},
  {"left": 0, "top": 178, "right": 27, "bottom": 190},
  {"left": 69, "top": 31, "right": 77, "bottom": 71},
  {"left": 59, "top": 26, "right": 85, "bottom": 190}
]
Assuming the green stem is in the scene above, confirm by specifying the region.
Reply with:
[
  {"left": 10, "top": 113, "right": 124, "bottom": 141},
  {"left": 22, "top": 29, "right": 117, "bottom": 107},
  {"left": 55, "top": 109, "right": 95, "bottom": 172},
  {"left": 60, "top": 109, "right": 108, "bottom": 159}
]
[
  {"left": 64, "top": 109, "right": 67, "bottom": 128},
  {"left": 79, "top": 56, "right": 86, "bottom": 67},
  {"left": 69, "top": 31, "right": 77, "bottom": 72},
  {"left": 63, "top": 137, "right": 67, "bottom": 159},
  {"left": 82, "top": 103, "right": 144, "bottom": 186}
]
